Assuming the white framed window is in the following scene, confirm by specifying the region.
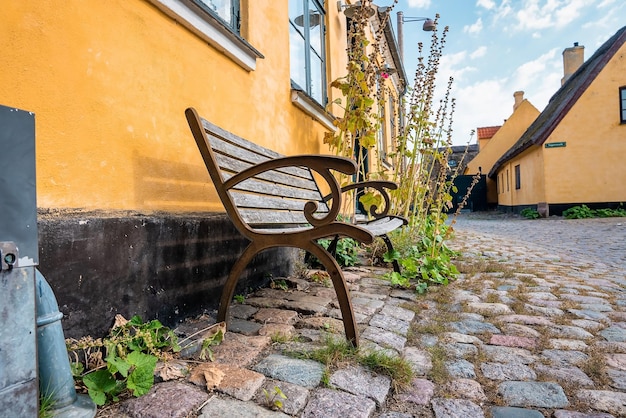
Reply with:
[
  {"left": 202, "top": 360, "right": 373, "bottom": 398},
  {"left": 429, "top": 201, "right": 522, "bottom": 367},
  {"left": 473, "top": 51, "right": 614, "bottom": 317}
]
[
  {"left": 193, "top": 0, "right": 239, "bottom": 32},
  {"left": 289, "top": 0, "right": 327, "bottom": 106},
  {"left": 148, "top": 0, "right": 263, "bottom": 71}
]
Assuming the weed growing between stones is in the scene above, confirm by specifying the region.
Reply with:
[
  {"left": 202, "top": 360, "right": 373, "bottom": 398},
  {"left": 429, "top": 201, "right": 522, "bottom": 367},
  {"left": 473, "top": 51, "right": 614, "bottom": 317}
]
[
  {"left": 262, "top": 385, "right": 287, "bottom": 411},
  {"left": 425, "top": 345, "right": 449, "bottom": 385},
  {"left": 580, "top": 342, "right": 611, "bottom": 387},
  {"left": 289, "top": 336, "right": 414, "bottom": 392}
]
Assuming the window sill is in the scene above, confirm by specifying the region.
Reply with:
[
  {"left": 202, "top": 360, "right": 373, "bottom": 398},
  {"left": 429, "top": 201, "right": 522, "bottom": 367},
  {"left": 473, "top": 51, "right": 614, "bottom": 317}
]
[
  {"left": 290, "top": 89, "right": 336, "bottom": 131},
  {"left": 148, "top": 0, "right": 264, "bottom": 71}
]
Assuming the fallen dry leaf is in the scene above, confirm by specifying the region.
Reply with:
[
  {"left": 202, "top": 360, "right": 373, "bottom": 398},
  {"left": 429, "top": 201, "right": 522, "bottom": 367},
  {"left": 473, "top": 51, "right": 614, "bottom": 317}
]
[
  {"left": 155, "top": 360, "right": 188, "bottom": 381},
  {"left": 189, "top": 363, "right": 225, "bottom": 390}
]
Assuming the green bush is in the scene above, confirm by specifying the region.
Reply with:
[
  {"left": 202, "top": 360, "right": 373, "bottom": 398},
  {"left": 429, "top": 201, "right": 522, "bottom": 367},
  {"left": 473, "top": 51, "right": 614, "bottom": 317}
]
[
  {"left": 563, "top": 204, "right": 626, "bottom": 219},
  {"left": 520, "top": 208, "right": 540, "bottom": 219},
  {"left": 563, "top": 204, "right": 595, "bottom": 219}
]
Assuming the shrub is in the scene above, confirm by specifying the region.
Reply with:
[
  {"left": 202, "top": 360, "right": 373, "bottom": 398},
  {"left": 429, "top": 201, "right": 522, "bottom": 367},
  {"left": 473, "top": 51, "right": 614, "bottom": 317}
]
[{"left": 520, "top": 208, "right": 540, "bottom": 219}]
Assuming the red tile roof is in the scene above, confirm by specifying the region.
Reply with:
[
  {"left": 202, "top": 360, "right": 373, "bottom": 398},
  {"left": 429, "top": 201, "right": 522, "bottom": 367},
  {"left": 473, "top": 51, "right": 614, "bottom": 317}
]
[{"left": 477, "top": 126, "right": 501, "bottom": 140}]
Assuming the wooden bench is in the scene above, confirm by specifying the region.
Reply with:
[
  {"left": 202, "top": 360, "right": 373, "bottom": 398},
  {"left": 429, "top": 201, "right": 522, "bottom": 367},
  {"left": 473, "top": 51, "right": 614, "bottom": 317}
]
[{"left": 185, "top": 107, "right": 407, "bottom": 346}]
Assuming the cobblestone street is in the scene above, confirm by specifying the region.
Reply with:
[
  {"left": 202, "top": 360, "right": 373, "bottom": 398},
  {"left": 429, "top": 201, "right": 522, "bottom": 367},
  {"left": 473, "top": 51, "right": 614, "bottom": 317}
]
[{"left": 109, "top": 213, "right": 626, "bottom": 418}]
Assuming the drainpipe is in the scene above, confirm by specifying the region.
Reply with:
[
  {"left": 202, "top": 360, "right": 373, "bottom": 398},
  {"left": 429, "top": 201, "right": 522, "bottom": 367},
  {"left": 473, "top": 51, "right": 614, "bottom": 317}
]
[{"left": 36, "top": 269, "right": 96, "bottom": 417}]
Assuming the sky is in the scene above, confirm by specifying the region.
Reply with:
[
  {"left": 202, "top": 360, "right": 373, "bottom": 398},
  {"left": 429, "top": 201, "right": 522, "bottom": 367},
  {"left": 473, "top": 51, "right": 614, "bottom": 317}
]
[{"left": 390, "top": 0, "right": 626, "bottom": 145}]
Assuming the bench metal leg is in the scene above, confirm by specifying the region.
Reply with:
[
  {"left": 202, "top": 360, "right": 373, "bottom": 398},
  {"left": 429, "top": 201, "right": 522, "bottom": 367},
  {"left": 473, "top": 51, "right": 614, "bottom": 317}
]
[
  {"left": 217, "top": 241, "right": 359, "bottom": 347},
  {"left": 380, "top": 234, "right": 402, "bottom": 274},
  {"left": 216, "top": 242, "right": 260, "bottom": 324},
  {"left": 305, "top": 242, "right": 359, "bottom": 347}
]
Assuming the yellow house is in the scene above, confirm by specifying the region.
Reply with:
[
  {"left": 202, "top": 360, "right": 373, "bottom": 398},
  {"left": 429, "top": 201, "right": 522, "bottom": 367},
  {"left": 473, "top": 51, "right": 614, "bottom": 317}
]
[
  {"left": 490, "top": 26, "right": 626, "bottom": 216},
  {"left": 0, "top": 0, "right": 405, "bottom": 337},
  {"left": 466, "top": 92, "right": 540, "bottom": 207}
]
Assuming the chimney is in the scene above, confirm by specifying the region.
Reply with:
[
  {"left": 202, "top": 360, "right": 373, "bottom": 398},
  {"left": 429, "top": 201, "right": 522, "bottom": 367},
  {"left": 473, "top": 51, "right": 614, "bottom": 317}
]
[
  {"left": 562, "top": 42, "right": 584, "bottom": 85},
  {"left": 513, "top": 91, "right": 524, "bottom": 111}
]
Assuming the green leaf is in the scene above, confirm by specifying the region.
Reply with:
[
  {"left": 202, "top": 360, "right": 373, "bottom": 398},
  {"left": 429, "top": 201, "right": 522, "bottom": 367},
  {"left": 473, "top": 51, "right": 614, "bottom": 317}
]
[
  {"left": 83, "top": 370, "right": 118, "bottom": 406},
  {"left": 383, "top": 249, "right": 400, "bottom": 263},
  {"left": 107, "top": 352, "right": 131, "bottom": 378},
  {"left": 126, "top": 351, "right": 158, "bottom": 397}
]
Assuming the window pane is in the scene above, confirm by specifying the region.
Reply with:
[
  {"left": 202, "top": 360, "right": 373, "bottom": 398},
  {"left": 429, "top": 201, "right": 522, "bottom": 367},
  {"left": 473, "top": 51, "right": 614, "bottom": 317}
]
[
  {"left": 310, "top": 51, "right": 323, "bottom": 103},
  {"left": 309, "top": 15, "right": 323, "bottom": 55},
  {"left": 197, "top": 0, "right": 233, "bottom": 25},
  {"left": 290, "top": 24, "right": 307, "bottom": 90}
]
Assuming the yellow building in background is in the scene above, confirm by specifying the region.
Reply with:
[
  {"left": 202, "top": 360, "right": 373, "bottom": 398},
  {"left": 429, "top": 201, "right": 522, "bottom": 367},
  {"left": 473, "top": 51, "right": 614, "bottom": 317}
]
[
  {"left": 489, "top": 27, "right": 626, "bottom": 215},
  {"left": 466, "top": 93, "right": 540, "bottom": 207}
]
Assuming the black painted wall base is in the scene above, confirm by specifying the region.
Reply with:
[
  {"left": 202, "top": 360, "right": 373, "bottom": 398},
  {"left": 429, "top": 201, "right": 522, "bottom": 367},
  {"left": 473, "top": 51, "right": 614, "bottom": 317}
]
[{"left": 37, "top": 209, "right": 298, "bottom": 339}]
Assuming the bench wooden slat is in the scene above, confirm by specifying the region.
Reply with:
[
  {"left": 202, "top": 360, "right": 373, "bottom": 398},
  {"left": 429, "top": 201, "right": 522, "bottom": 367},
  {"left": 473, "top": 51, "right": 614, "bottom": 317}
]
[
  {"left": 216, "top": 153, "right": 320, "bottom": 192},
  {"left": 238, "top": 209, "right": 309, "bottom": 227},
  {"left": 233, "top": 178, "right": 322, "bottom": 201},
  {"left": 201, "top": 118, "right": 282, "bottom": 160},
  {"left": 208, "top": 132, "right": 315, "bottom": 181},
  {"left": 231, "top": 191, "right": 329, "bottom": 213}
]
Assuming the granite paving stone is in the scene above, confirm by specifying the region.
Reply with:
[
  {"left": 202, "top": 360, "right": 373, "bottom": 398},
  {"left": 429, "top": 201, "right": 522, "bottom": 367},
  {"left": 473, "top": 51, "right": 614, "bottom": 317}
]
[
  {"left": 600, "top": 326, "right": 626, "bottom": 342},
  {"left": 482, "top": 345, "right": 537, "bottom": 364},
  {"left": 489, "top": 335, "right": 537, "bottom": 350},
  {"left": 361, "top": 326, "right": 407, "bottom": 351},
  {"left": 443, "top": 379, "right": 487, "bottom": 401},
  {"left": 403, "top": 346, "right": 433, "bottom": 375},
  {"left": 431, "top": 398, "right": 485, "bottom": 418},
  {"left": 199, "top": 396, "right": 290, "bottom": 417},
  {"left": 480, "top": 362, "right": 537, "bottom": 381},
  {"left": 576, "top": 390, "right": 626, "bottom": 416},
  {"left": 607, "top": 369, "right": 626, "bottom": 390},
  {"left": 450, "top": 320, "right": 502, "bottom": 335},
  {"left": 552, "top": 411, "right": 615, "bottom": 418},
  {"left": 253, "top": 354, "right": 324, "bottom": 388},
  {"left": 491, "top": 406, "right": 545, "bottom": 418},
  {"left": 541, "top": 349, "right": 589, "bottom": 367},
  {"left": 498, "top": 381, "right": 569, "bottom": 408},
  {"left": 369, "top": 313, "right": 410, "bottom": 336},
  {"left": 254, "top": 379, "right": 310, "bottom": 417},
  {"left": 442, "top": 342, "right": 479, "bottom": 358},
  {"left": 301, "top": 388, "right": 376, "bottom": 418},
  {"left": 445, "top": 359, "right": 477, "bottom": 379},
  {"left": 397, "top": 378, "right": 435, "bottom": 406},
  {"left": 329, "top": 366, "right": 391, "bottom": 406},
  {"left": 534, "top": 364, "right": 595, "bottom": 387}
]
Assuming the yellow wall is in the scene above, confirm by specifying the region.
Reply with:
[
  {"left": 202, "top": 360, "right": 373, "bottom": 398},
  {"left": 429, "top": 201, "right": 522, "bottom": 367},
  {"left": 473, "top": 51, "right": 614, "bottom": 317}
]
[
  {"left": 467, "top": 100, "right": 539, "bottom": 204},
  {"left": 0, "top": 1, "right": 350, "bottom": 212},
  {"left": 495, "top": 40, "right": 626, "bottom": 209},
  {"left": 495, "top": 146, "right": 546, "bottom": 207},
  {"left": 543, "top": 41, "right": 626, "bottom": 204}
]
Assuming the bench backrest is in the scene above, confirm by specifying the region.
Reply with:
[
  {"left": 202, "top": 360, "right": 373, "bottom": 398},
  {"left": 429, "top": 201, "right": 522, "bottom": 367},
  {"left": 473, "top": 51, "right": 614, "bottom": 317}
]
[{"left": 187, "top": 109, "right": 330, "bottom": 231}]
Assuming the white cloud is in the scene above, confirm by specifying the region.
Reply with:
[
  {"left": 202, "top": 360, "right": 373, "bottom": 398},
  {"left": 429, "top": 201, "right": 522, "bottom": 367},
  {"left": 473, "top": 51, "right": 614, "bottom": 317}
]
[
  {"left": 470, "top": 46, "right": 487, "bottom": 59},
  {"left": 512, "top": 48, "right": 558, "bottom": 88},
  {"left": 598, "top": 0, "right": 617, "bottom": 7},
  {"left": 439, "top": 51, "right": 478, "bottom": 83},
  {"left": 463, "top": 18, "right": 483, "bottom": 35},
  {"left": 450, "top": 79, "right": 511, "bottom": 142},
  {"left": 407, "top": 0, "right": 431, "bottom": 8},
  {"left": 476, "top": 0, "right": 496, "bottom": 10},
  {"left": 513, "top": 0, "right": 595, "bottom": 31}
]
